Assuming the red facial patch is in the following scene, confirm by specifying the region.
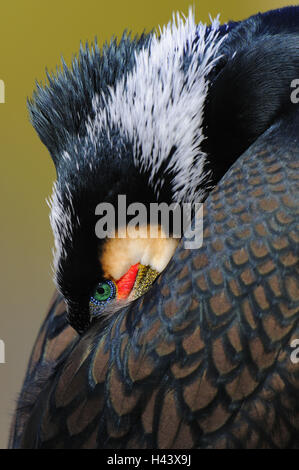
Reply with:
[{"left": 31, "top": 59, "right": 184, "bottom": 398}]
[{"left": 116, "top": 263, "right": 140, "bottom": 299}]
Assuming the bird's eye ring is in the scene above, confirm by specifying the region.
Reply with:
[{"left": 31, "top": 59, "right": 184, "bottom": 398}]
[{"left": 89, "top": 279, "right": 117, "bottom": 315}]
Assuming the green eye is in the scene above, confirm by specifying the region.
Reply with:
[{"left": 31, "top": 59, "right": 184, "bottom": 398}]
[
  {"left": 94, "top": 282, "right": 113, "bottom": 301},
  {"left": 89, "top": 280, "right": 117, "bottom": 316}
]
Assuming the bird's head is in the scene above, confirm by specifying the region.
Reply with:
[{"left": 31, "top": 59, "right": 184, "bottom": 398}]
[
  {"left": 29, "top": 10, "right": 225, "bottom": 333},
  {"left": 49, "top": 147, "right": 179, "bottom": 333}
]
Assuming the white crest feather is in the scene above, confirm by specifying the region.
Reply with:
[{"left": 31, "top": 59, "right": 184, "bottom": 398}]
[
  {"left": 51, "top": 8, "right": 225, "bottom": 281},
  {"left": 88, "top": 8, "right": 225, "bottom": 203},
  {"left": 49, "top": 182, "right": 75, "bottom": 283}
]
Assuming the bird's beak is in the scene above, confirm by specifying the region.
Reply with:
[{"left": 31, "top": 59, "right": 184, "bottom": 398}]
[
  {"left": 116, "top": 263, "right": 159, "bottom": 301},
  {"left": 132, "top": 264, "right": 159, "bottom": 299}
]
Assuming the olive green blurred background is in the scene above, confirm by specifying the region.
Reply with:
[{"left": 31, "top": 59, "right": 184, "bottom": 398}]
[{"left": 0, "top": 0, "right": 292, "bottom": 448}]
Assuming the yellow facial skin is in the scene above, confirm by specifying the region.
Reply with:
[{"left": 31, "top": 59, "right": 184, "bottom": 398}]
[
  {"left": 99, "top": 224, "right": 179, "bottom": 300},
  {"left": 100, "top": 224, "right": 179, "bottom": 281}
]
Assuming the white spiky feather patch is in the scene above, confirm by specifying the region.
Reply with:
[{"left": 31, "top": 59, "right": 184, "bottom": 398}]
[
  {"left": 48, "top": 182, "right": 76, "bottom": 278},
  {"left": 87, "top": 8, "right": 225, "bottom": 203},
  {"left": 50, "top": 8, "right": 225, "bottom": 281}
]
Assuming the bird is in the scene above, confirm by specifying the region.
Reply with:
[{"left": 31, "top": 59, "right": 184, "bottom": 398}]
[{"left": 9, "top": 5, "right": 299, "bottom": 449}]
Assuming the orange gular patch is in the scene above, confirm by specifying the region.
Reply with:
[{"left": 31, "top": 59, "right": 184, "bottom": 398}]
[{"left": 116, "top": 263, "right": 140, "bottom": 299}]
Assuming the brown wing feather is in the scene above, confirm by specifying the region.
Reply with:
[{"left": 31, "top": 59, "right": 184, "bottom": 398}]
[{"left": 10, "top": 118, "right": 299, "bottom": 448}]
